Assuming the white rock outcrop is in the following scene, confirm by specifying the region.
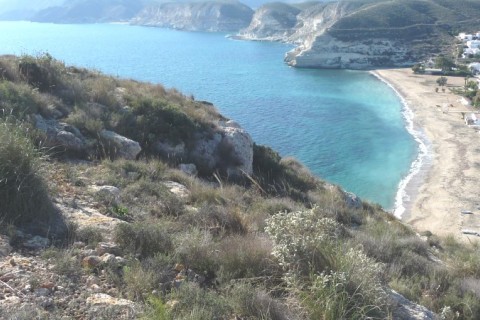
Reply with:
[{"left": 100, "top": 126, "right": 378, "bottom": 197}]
[
  {"left": 221, "top": 126, "right": 253, "bottom": 176},
  {"left": 34, "top": 114, "right": 86, "bottom": 153},
  {"left": 99, "top": 130, "right": 141, "bottom": 160}
]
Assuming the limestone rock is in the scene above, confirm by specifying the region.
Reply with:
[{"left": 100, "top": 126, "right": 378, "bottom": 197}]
[
  {"left": 34, "top": 114, "right": 86, "bottom": 153},
  {"left": 86, "top": 293, "right": 137, "bottom": 317},
  {"left": 343, "top": 192, "right": 362, "bottom": 209},
  {"left": 190, "top": 122, "right": 253, "bottom": 177},
  {"left": 163, "top": 181, "right": 190, "bottom": 199},
  {"left": 132, "top": 1, "right": 254, "bottom": 32},
  {"left": 192, "top": 132, "right": 222, "bottom": 171},
  {"left": 221, "top": 125, "right": 253, "bottom": 176},
  {"left": 82, "top": 256, "right": 102, "bottom": 268},
  {"left": 238, "top": 2, "right": 300, "bottom": 41},
  {"left": 91, "top": 185, "right": 120, "bottom": 204},
  {"left": 23, "top": 236, "right": 50, "bottom": 250},
  {"left": 99, "top": 130, "right": 141, "bottom": 160},
  {"left": 96, "top": 242, "right": 121, "bottom": 256},
  {"left": 389, "top": 289, "right": 436, "bottom": 319},
  {"left": 178, "top": 163, "right": 198, "bottom": 176}
]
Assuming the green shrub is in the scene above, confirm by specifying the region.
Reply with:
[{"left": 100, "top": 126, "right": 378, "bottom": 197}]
[
  {"left": 75, "top": 226, "right": 104, "bottom": 247},
  {"left": 215, "top": 235, "right": 276, "bottom": 283},
  {"left": 124, "top": 261, "right": 156, "bottom": 302},
  {"left": 173, "top": 228, "right": 219, "bottom": 278},
  {"left": 167, "top": 283, "right": 231, "bottom": 320},
  {"left": 181, "top": 204, "right": 246, "bottom": 235},
  {"left": 18, "top": 53, "right": 64, "bottom": 93},
  {"left": 114, "top": 221, "right": 173, "bottom": 258},
  {"left": 227, "top": 283, "right": 291, "bottom": 320},
  {"left": 0, "top": 119, "right": 55, "bottom": 225},
  {"left": 41, "top": 248, "right": 82, "bottom": 279}
]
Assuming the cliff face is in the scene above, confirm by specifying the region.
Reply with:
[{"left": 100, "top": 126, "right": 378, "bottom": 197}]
[
  {"left": 237, "top": 2, "right": 300, "bottom": 41},
  {"left": 242, "top": 0, "right": 480, "bottom": 69},
  {"left": 131, "top": 1, "right": 254, "bottom": 32}
]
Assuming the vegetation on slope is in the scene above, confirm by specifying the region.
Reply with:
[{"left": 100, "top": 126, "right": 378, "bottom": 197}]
[{"left": 1, "top": 54, "right": 480, "bottom": 319}]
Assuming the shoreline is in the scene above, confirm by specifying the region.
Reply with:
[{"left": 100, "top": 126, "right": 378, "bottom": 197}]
[
  {"left": 374, "top": 69, "right": 480, "bottom": 241},
  {"left": 371, "top": 71, "right": 432, "bottom": 220}
]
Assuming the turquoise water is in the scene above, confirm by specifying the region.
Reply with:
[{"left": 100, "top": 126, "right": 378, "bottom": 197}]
[{"left": 0, "top": 21, "right": 417, "bottom": 209}]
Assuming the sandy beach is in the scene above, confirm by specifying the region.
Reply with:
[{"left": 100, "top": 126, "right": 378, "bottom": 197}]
[{"left": 374, "top": 69, "right": 480, "bottom": 241}]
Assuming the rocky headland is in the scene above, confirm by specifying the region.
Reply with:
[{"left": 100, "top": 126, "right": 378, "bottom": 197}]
[
  {"left": 239, "top": 0, "right": 480, "bottom": 69},
  {"left": 131, "top": 0, "right": 254, "bottom": 32}
]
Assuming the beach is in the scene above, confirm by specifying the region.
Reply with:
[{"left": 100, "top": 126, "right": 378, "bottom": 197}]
[{"left": 374, "top": 69, "right": 480, "bottom": 241}]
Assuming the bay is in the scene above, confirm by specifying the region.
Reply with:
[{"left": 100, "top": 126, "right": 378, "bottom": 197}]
[{"left": 0, "top": 21, "right": 417, "bottom": 209}]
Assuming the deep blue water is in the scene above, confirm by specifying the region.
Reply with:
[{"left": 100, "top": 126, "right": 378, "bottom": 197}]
[{"left": 0, "top": 21, "right": 417, "bottom": 209}]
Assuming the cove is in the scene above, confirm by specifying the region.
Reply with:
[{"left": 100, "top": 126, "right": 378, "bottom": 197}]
[{"left": 0, "top": 21, "right": 417, "bottom": 209}]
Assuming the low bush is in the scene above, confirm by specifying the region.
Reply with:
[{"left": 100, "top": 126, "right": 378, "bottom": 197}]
[
  {"left": 114, "top": 221, "right": 173, "bottom": 259},
  {"left": 0, "top": 118, "right": 55, "bottom": 225},
  {"left": 227, "top": 283, "right": 291, "bottom": 320},
  {"left": 215, "top": 235, "right": 276, "bottom": 283}
]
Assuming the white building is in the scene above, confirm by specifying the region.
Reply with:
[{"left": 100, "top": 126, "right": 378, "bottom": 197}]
[
  {"left": 459, "top": 33, "right": 474, "bottom": 41},
  {"left": 470, "top": 63, "right": 480, "bottom": 75},
  {"left": 467, "top": 40, "right": 480, "bottom": 48}
]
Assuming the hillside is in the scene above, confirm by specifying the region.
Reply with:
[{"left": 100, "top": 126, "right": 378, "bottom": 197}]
[
  {"left": 31, "top": 0, "right": 148, "bottom": 23},
  {"left": 239, "top": 0, "right": 480, "bottom": 69},
  {"left": 131, "top": 0, "right": 254, "bottom": 32},
  {"left": 1, "top": 54, "right": 480, "bottom": 318}
]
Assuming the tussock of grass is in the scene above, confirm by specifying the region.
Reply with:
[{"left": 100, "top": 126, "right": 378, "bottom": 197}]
[{"left": 0, "top": 118, "right": 55, "bottom": 225}]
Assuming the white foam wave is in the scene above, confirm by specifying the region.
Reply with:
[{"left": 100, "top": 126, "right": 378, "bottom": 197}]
[{"left": 370, "top": 71, "right": 430, "bottom": 218}]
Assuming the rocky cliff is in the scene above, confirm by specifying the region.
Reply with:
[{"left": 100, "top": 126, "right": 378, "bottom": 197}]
[
  {"left": 237, "top": 2, "right": 301, "bottom": 41},
  {"left": 241, "top": 0, "right": 480, "bottom": 69},
  {"left": 131, "top": 0, "right": 254, "bottom": 32}
]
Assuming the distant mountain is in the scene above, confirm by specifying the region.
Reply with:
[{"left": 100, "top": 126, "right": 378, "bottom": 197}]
[
  {"left": 0, "top": 0, "right": 65, "bottom": 20},
  {"left": 31, "top": 0, "right": 148, "bottom": 23},
  {"left": 131, "top": 0, "right": 254, "bottom": 32}
]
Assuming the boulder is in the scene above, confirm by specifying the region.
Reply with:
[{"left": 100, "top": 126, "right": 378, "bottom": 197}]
[
  {"left": 96, "top": 242, "right": 121, "bottom": 256},
  {"left": 91, "top": 185, "right": 120, "bottom": 204},
  {"left": 178, "top": 163, "right": 198, "bottom": 176},
  {"left": 99, "top": 130, "right": 141, "bottom": 160},
  {"left": 86, "top": 293, "right": 137, "bottom": 318},
  {"left": 389, "top": 289, "right": 436, "bottom": 319},
  {"left": 190, "top": 122, "right": 253, "bottom": 177},
  {"left": 23, "top": 235, "right": 50, "bottom": 250},
  {"left": 34, "top": 114, "right": 86, "bottom": 153},
  {"left": 82, "top": 256, "right": 102, "bottom": 268},
  {"left": 221, "top": 126, "right": 253, "bottom": 176},
  {"left": 191, "top": 132, "right": 222, "bottom": 171},
  {"left": 163, "top": 181, "right": 190, "bottom": 199},
  {"left": 344, "top": 192, "right": 362, "bottom": 209}
]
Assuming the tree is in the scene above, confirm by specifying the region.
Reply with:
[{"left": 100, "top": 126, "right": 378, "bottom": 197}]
[
  {"left": 436, "top": 76, "right": 448, "bottom": 88},
  {"left": 435, "top": 55, "right": 455, "bottom": 73},
  {"left": 412, "top": 63, "right": 425, "bottom": 74}
]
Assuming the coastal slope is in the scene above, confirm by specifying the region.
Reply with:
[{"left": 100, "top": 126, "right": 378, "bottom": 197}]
[{"left": 4, "top": 53, "right": 477, "bottom": 319}]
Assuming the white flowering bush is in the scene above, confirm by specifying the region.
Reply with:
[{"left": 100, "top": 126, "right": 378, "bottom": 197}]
[
  {"left": 265, "top": 206, "right": 340, "bottom": 273},
  {"left": 266, "top": 207, "right": 389, "bottom": 319}
]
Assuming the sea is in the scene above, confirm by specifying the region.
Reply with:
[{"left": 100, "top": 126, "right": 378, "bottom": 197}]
[{"left": 0, "top": 21, "right": 419, "bottom": 211}]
